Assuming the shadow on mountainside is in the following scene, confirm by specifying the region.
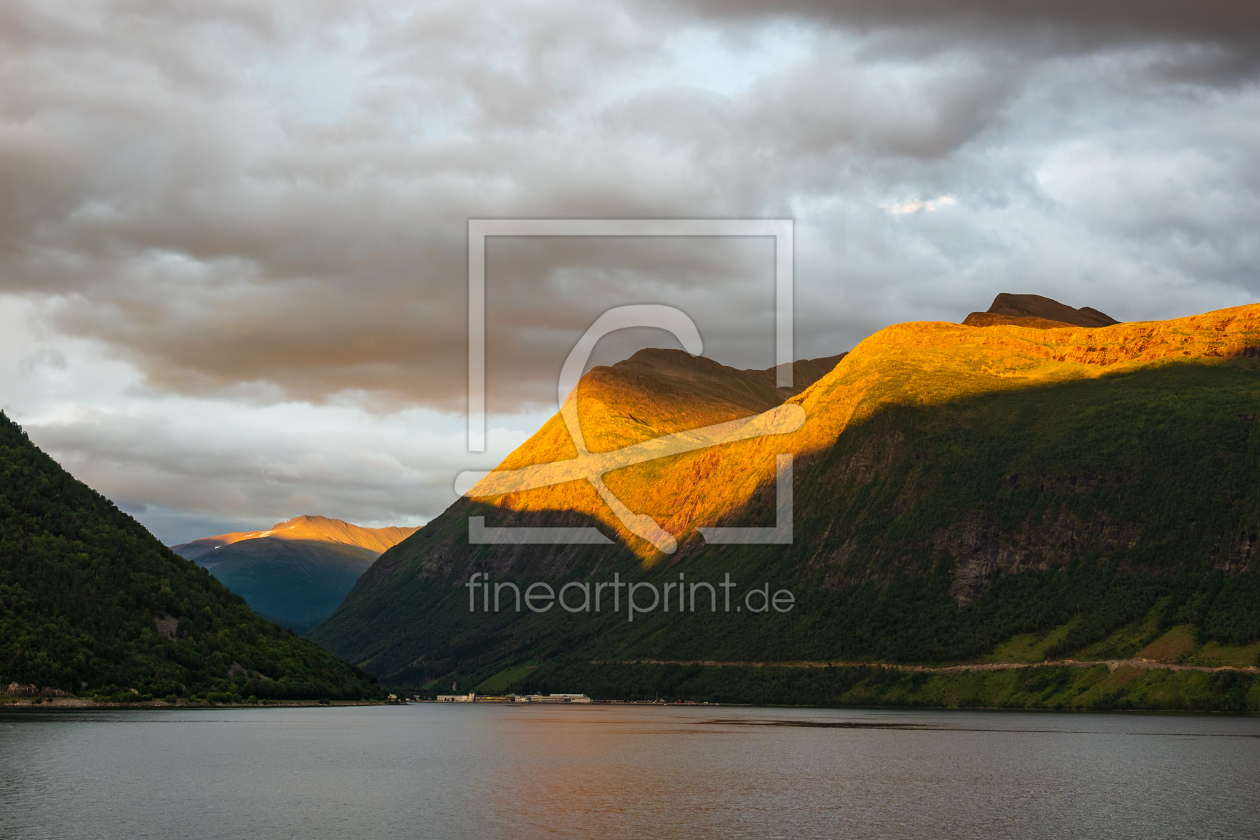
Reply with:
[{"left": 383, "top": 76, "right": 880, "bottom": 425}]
[{"left": 313, "top": 356, "right": 1260, "bottom": 691}]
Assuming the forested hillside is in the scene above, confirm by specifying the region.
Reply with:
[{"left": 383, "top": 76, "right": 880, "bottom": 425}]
[{"left": 0, "top": 412, "right": 382, "bottom": 703}]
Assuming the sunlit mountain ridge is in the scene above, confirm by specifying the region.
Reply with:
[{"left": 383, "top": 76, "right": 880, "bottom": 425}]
[
  {"left": 312, "top": 296, "right": 1260, "bottom": 709},
  {"left": 174, "top": 515, "right": 419, "bottom": 560},
  {"left": 459, "top": 299, "right": 1260, "bottom": 562}
]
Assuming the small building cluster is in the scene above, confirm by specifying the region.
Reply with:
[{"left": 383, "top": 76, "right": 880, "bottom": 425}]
[
  {"left": 516, "top": 693, "right": 591, "bottom": 704},
  {"left": 433, "top": 692, "right": 592, "bottom": 704}
]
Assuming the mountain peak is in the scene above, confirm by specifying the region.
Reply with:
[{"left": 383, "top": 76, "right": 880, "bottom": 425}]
[
  {"left": 963, "top": 293, "right": 1120, "bottom": 329},
  {"left": 607, "top": 347, "right": 849, "bottom": 403},
  {"left": 172, "top": 516, "right": 419, "bottom": 556},
  {"left": 169, "top": 515, "right": 422, "bottom": 632}
]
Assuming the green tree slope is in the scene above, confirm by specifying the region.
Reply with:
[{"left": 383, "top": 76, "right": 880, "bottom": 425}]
[{"left": 0, "top": 411, "right": 381, "bottom": 701}]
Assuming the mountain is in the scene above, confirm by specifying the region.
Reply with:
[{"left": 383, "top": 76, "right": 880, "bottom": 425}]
[
  {"left": 312, "top": 300, "right": 1260, "bottom": 712},
  {"left": 172, "top": 516, "right": 419, "bottom": 633},
  {"left": 962, "top": 292, "right": 1120, "bottom": 329},
  {"left": 175, "top": 515, "right": 419, "bottom": 560},
  {"left": 0, "top": 412, "right": 382, "bottom": 703}
]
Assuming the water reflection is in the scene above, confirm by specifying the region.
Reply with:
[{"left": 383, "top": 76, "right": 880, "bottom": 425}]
[{"left": 1, "top": 705, "right": 1257, "bottom": 839}]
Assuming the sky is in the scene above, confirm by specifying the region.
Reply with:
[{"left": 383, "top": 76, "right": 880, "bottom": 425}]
[{"left": 1, "top": 1, "right": 1258, "bottom": 543}]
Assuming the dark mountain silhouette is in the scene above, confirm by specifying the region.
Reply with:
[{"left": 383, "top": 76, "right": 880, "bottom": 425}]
[{"left": 963, "top": 293, "right": 1120, "bottom": 329}]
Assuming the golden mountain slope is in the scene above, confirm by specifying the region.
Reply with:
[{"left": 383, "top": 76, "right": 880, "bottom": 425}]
[
  {"left": 176, "top": 515, "right": 419, "bottom": 556},
  {"left": 470, "top": 303, "right": 1260, "bottom": 562}
]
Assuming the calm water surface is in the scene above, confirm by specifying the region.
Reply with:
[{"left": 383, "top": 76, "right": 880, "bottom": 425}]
[{"left": 1, "top": 704, "right": 1257, "bottom": 839}]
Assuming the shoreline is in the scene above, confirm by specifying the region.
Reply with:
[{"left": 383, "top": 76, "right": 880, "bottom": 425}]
[
  {"left": 3, "top": 698, "right": 1254, "bottom": 717},
  {"left": 6, "top": 655, "right": 1257, "bottom": 714},
  {"left": 0, "top": 698, "right": 389, "bottom": 710}
]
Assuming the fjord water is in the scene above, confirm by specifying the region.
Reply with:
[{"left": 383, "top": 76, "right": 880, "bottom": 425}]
[{"left": 2, "top": 705, "right": 1257, "bottom": 839}]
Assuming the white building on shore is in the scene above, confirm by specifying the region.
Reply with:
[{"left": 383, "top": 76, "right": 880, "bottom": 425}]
[
  {"left": 431, "top": 692, "right": 592, "bottom": 703},
  {"left": 515, "top": 693, "right": 591, "bottom": 704}
]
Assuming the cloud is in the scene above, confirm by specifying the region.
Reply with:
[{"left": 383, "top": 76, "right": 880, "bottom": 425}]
[
  {"left": 4, "top": 2, "right": 1257, "bottom": 413},
  {"left": 0, "top": 293, "right": 544, "bottom": 543},
  {"left": 884, "top": 195, "right": 957, "bottom": 215},
  {"left": 659, "top": 1, "right": 1260, "bottom": 50}
]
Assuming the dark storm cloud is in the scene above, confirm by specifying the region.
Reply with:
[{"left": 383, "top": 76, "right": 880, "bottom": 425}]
[
  {"left": 660, "top": 1, "right": 1260, "bottom": 94},
  {"left": 662, "top": 0, "right": 1260, "bottom": 48}
]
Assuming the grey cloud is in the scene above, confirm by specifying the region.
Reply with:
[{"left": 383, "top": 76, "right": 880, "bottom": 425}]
[
  {"left": 20, "top": 401, "right": 482, "bottom": 543},
  {"left": 1, "top": 0, "right": 1259, "bottom": 423},
  {"left": 743, "top": 50, "right": 1020, "bottom": 160},
  {"left": 606, "top": 49, "right": 1018, "bottom": 163},
  {"left": 659, "top": 1, "right": 1260, "bottom": 49}
]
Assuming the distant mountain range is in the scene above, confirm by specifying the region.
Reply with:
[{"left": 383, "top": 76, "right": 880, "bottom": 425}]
[
  {"left": 0, "top": 415, "right": 381, "bottom": 703},
  {"left": 172, "top": 516, "right": 418, "bottom": 633},
  {"left": 312, "top": 295, "right": 1260, "bottom": 712}
]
